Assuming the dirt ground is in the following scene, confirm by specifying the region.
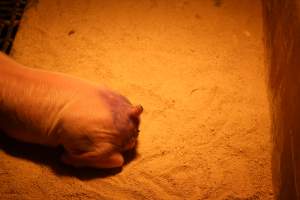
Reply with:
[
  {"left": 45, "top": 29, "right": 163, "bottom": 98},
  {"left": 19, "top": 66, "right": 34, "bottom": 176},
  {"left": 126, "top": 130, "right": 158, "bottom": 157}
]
[{"left": 0, "top": 0, "right": 274, "bottom": 199}]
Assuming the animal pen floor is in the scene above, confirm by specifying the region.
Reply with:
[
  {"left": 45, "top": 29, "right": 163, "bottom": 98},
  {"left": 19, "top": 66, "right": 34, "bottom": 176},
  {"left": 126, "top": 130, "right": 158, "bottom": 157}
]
[{"left": 0, "top": 0, "right": 274, "bottom": 199}]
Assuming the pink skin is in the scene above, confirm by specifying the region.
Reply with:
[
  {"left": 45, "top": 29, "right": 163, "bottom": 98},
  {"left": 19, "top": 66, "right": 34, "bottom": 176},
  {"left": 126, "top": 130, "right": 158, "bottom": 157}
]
[{"left": 0, "top": 53, "right": 143, "bottom": 168}]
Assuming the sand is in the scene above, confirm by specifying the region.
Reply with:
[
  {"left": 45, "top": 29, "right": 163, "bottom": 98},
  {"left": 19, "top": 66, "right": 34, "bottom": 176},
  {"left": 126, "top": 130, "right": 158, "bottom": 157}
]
[{"left": 0, "top": 0, "right": 273, "bottom": 199}]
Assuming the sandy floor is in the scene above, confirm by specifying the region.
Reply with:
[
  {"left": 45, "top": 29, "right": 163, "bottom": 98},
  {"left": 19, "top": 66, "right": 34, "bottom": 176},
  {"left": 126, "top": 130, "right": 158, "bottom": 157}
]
[{"left": 0, "top": 0, "right": 273, "bottom": 199}]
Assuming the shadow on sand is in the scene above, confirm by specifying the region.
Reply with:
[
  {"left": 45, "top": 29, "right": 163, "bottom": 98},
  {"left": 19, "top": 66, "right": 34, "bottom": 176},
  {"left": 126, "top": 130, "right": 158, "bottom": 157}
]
[{"left": 0, "top": 132, "right": 138, "bottom": 180}]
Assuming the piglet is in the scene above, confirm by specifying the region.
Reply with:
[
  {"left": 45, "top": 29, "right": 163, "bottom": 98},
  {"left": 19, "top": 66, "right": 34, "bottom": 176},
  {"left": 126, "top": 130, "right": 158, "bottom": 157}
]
[{"left": 0, "top": 53, "right": 143, "bottom": 168}]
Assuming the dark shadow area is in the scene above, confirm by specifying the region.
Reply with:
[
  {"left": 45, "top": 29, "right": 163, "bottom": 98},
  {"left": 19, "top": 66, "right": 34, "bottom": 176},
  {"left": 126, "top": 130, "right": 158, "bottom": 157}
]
[
  {"left": 262, "top": 0, "right": 300, "bottom": 199},
  {"left": 0, "top": 132, "right": 138, "bottom": 180},
  {"left": 0, "top": 0, "right": 27, "bottom": 54},
  {"left": 213, "top": 0, "right": 222, "bottom": 7}
]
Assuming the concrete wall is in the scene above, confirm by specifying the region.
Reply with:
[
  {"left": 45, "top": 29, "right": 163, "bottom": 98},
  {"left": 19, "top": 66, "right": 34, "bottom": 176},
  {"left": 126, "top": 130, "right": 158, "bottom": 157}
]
[{"left": 262, "top": 0, "right": 300, "bottom": 199}]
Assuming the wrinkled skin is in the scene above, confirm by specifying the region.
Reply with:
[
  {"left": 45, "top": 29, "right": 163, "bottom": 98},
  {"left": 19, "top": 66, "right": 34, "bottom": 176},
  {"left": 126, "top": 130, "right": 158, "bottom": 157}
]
[{"left": 0, "top": 53, "right": 143, "bottom": 168}]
